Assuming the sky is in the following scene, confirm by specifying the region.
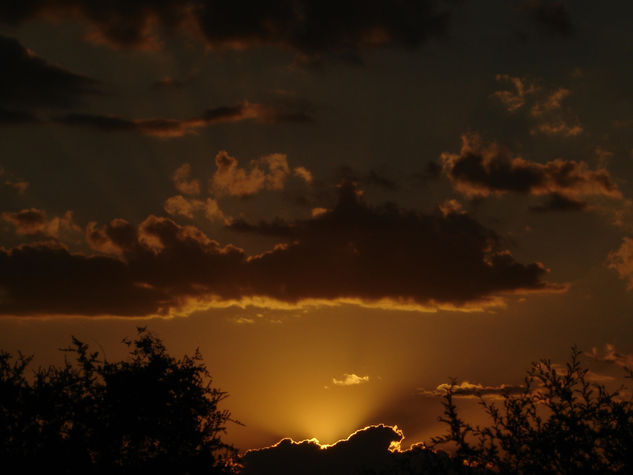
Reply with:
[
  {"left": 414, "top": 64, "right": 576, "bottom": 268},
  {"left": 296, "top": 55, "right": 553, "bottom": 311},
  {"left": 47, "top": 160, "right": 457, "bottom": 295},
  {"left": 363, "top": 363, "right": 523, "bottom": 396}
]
[{"left": 1, "top": 0, "right": 633, "bottom": 456}]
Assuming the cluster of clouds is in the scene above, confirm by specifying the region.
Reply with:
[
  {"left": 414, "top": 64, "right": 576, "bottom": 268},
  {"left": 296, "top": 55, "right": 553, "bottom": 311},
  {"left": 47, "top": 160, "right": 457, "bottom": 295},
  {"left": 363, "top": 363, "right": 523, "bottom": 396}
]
[
  {"left": 492, "top": 74, "right": 583, "bottom": 138},
  {"left": 163, "top": 151, "right": 313, "bottom": 225},
  {"left": 587, "top": 344, "right": 633, "bottom": 369},
  {"left": 0, "top": 181, "right": 560, "bottom": 317}
]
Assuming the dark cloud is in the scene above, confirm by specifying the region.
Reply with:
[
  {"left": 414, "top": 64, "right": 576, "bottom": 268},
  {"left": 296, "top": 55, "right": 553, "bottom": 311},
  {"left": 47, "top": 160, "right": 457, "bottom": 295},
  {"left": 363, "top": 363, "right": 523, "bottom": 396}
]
[
  {"left": 151, "top": 76, "right": 185, "bottom": 90},
  {"left": 0, "top": 34, "right": 98, "bottom": 110},
  {"left": 0, "top": 241, "right": 164, "bottom": 317},
  {"left": 0, "top": 1, "right": 453, "bottom": 61},
  {"left": 240, "top": 425, "right": 470, "bottom": 475},
  {"left": 529, "top": 193, "right": 587, "bottom": 213},
  {"left": 0, "top": 183, "right": 560, "bottom": 317},
  {"left": 54, "top": 102, "right": 312, "bottom": 137},
  {"left": 523, "top": 0, "right": 573, "bottom": 37},
  {"left": 412, "top": 161, "right": 442, "bottom": 185},
  {"left": 0, "top": 107, "right": 39, "bottom": 125},
  {"left": 366, "top": 170, "right": 399, "bottom": 191},
  {"left": 227, "top": 218, "right": 294, "bottom": 237},
  {"left": 244, "top": 182, "right": 559, "bottom": 307},
  {"left": 337, "top": 166, "right": 399, "bottom": 191},
  {"left": 441, "top": 134, "right": 621, "bottom": 201}
]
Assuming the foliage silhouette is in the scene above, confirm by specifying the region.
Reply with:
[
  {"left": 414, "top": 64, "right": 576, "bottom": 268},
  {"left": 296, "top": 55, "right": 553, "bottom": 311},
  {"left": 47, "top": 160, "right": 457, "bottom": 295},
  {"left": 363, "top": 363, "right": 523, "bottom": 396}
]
[
  {"left": 0, "top": 328, "right": 236, "bottom": 474},
  {"left": 431, "top": 347, "right": 633, "bottom": 474}
]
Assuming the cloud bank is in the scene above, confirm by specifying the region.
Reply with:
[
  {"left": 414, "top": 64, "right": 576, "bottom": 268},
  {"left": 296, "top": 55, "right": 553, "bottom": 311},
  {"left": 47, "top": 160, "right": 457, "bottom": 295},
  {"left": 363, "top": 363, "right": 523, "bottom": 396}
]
[
  {"left": 0, "top": 182, "right": 561, "bottom": 317},
  {"left": 0, "top": 0, "right": 454, "bottom": 62}
]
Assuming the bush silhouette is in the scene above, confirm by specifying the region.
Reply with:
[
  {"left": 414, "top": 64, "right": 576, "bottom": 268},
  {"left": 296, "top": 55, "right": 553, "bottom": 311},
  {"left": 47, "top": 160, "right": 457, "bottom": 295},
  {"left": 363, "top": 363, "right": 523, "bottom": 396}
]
[
  {"left": 431, "top": 347, "right": 633, "bottom": 474},
  {"left": 0, "top": 328, "right": 236, "bottom": 474}
]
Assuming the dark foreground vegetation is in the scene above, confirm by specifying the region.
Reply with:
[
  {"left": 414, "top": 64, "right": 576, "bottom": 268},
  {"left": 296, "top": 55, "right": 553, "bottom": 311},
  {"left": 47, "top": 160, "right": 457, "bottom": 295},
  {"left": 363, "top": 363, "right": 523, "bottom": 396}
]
[
  {"left": 0, "top": 328, "right": 236, "bottom": 474},
  {"left": 1, "top": 330, "right": 632, "bottom": 474}
]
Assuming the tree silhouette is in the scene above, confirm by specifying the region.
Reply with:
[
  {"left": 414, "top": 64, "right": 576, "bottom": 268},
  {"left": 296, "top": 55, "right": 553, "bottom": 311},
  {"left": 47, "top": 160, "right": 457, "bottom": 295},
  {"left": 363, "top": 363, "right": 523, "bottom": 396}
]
[
  {"left": 432, "top": 347, "right": 633, "bottom": 474},
  {"left": 0, "top": 328, "right": 236, "bottom": 474}
]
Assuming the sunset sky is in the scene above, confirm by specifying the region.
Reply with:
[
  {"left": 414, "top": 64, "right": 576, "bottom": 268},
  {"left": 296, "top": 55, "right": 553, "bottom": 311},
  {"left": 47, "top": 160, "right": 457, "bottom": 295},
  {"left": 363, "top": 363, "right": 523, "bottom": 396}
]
[{"left": 2, "top": 0, "right": 633, "bottom": 454}]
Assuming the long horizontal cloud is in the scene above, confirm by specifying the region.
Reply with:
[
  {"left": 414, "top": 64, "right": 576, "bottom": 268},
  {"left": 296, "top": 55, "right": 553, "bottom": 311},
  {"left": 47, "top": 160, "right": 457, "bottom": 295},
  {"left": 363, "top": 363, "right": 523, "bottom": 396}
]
[
  {"left": 0, "top": 183, "right": 561, "bottom": 317},
  {"left": 0, "top": 34, "right": 98, "bottom": 111},
  {"left": 55, "top": 102, "right": 312, "bottom": 137},
  {"left": 418, "top": 380, "right": 524, "bottom": 399},
  {"left": 240, "top": 424, "right": 469, "bottom": 475},
  {"left": 0, "top": 1, "right": 453, "bottom": 61},
  {"left": 441, "top": 134, "right": 621, "bottom": 204}
]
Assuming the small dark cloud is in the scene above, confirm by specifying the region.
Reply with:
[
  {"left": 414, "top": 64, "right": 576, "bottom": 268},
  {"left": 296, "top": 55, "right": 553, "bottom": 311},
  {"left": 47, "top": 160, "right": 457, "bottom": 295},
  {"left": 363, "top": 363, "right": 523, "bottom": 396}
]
[
  {"left": 0, "top": 34, "right": 98, "bottom": 110},
  {"left": 529, "top": 193, "right": 587, "bottom": 213},
  {"left": 0, "top": 107, "right": 39, "bottom": 125},
  {"left": 366, "top": 170, "right": 399, "bottom": 191},
  {"left": 1, "top": 208, "right": 47, "bottom": 233},
  {"left": 336, "top": 166, "right": 400, "bottom": 191},
  {"left": 151, "top": 76, "right": 185, "bottom": 90},
  {"left": 412, "top": 161, "right": 442, "bottom": 184},
  {"left": 442, "top": 134, "right": 621, "bottom": 201},
  {"left": 56, "top": 113, "right": 140, "bottom": 132},
  {"left": 523, "top": 0, "right": 573, "bottom": 37},
  {"left": 1, "top": 208, "right": 80, "bottom": 238},
  {"left": 0, "top": 1, "right": 455, "bottom": 62},
  {"left": 227, "top": 218, "right": 294, "bottom": 237}
]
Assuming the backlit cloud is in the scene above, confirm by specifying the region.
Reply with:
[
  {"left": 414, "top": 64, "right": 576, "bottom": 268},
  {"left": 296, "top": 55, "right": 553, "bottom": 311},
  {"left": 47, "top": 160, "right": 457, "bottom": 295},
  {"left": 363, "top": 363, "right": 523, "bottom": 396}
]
[
  {"left": 441, "top": 134, "right": 621, "bottom": 202},
  {"left": 419, "top": 380, "right": 524, "bottom": 399},
  {"left": 0, "top": 184, "right": 561, "bottom": 317},
  {"left": 240, "top": 424, "right": 468, "bottom": 475},
  {"left": 332, "top": 374, "right": 370, "bottom": 386}
]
